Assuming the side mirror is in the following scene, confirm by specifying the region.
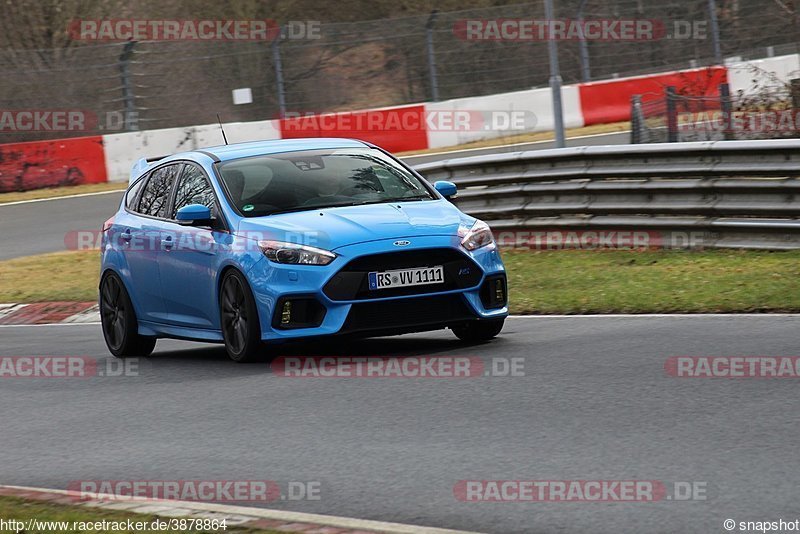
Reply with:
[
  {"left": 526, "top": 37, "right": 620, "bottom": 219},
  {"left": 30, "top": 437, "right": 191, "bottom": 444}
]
[
  {"left": 176, "top": 204, "right": 213, "bottom": 226},
  {"left": 434, "top": 180, "right": 458, "bottom": 199}
]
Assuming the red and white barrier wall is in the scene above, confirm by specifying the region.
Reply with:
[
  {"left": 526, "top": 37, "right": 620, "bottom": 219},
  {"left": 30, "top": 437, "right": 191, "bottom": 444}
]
[
  {"left": 579, "top": 66, "right": 728, "bottom": 125},
  {"left": 102, "top": 119, "right": 283, "bottom": 182},
  {"left": 0, "top": 136, "right": 108, "bottom": 192},
  {"left": 1, "top": 54, "right": 798, "bottom": 190}
]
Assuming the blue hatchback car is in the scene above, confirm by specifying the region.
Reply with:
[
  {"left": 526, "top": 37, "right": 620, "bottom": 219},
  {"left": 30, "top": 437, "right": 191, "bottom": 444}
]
[{"left": 100, "top": 138, "right": 508, "bottom": 362}]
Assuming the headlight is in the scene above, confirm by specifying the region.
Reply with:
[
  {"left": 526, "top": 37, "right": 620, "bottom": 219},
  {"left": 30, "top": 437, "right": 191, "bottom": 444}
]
[
  {"left": 258, "top": 240, "right": 336, "bottom": 265},
  {"left": 459, "top": 220, "right": 495, "bottom": 251}
]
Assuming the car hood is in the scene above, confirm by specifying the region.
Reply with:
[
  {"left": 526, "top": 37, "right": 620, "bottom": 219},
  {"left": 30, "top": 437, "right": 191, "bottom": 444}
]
[{"left": 235, "top": 199, "right": 471, "bottom": 251}]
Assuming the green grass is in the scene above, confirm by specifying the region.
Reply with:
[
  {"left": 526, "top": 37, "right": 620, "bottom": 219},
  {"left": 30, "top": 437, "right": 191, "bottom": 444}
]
[
  {"left": 0, "top": 495, "right": 282, "bottom": 534},
  {"left": 0, "top": 251, "right": 100, "bottom": 303},
  {"left": 0, "top": 182, "right": 126, "bottom": 204},
  {"left": 3, "top": 249, "right": 800, "bottom": 314},
  {"left": 503, "top": 248, "right": 800, "bottom": 314}
]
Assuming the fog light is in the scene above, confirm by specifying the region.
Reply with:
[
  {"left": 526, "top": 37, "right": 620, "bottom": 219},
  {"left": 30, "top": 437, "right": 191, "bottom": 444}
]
[
  {"left": 494, "top": 279, "right": 505, "bottom": 302},
  {"left": 281, "top": 301, "right": 292, "bottom": 325},
  {"left": 273, "top": 297, "right": 327, "bottom": 329},
  {"left": 480, "top": 275, "right": 507, "bottom": 310}
]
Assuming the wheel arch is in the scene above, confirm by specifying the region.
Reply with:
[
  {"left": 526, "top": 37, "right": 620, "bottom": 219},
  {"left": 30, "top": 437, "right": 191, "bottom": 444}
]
[
  {"left": 99, "top": 266, "right": 145, "bottom": 323},
  {"left": 216, "top": 264, "right": 263, "bottom": 330}
]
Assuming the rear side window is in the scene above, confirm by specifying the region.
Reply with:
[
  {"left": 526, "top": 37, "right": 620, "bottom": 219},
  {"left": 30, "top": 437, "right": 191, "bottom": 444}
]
[
  {"left": 137, "top": 164, "right": 181, "bottom": 218},
  {"left": 125, "top": 176, "right": 146, "bottom": 210},
  {"left": 172, "top": 165, "right": 216, "bottom": 218}
]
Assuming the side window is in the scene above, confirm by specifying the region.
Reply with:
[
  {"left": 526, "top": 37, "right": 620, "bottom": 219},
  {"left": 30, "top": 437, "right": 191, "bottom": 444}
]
[
  {"left": 125, "top": 176, "right": 147, "bottom": 211},
  {"left": 172, "top": 165, "right": 217, "bottom": 218},
  {"left": 137, "top": 164, "right": 181, "bottom": 218}
]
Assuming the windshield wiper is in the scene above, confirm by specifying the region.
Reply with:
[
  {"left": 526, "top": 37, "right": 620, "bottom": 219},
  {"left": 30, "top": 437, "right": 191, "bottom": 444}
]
[
  {"left": 264, "top": 204, "right": 347, "bottom": 216},
  {"left": 350, "top": 196, "right": 432, "bottom": 206}
]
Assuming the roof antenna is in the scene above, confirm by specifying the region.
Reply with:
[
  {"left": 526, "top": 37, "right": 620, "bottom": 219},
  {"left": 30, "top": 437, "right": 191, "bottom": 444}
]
[{"left": 216, "top": 113, "right": 229, "bottom": 145}]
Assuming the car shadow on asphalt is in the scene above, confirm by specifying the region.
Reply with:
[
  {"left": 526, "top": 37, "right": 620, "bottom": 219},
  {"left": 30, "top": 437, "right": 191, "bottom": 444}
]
[{"left": 147, "top": 333, "right": 491, "bottom": 367}]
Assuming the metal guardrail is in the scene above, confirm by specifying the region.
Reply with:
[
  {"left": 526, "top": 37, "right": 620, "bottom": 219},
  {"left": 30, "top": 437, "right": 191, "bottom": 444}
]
[{"left": 413, "top": 139, "right": 800, "bottom": 250}]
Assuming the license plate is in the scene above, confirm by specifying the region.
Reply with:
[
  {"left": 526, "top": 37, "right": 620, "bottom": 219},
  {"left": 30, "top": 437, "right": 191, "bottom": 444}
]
[{"left": 368, "top": 266, "right": 444, "bottom": 290}]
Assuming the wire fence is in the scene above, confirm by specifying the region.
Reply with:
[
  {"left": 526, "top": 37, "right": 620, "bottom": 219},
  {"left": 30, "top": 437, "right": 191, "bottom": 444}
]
[
  {"left": 3, "top": 0, "right": 800, "bottom": 142},
  {"left": 630, "top": 81, "right": 800, "bottom": 143}
]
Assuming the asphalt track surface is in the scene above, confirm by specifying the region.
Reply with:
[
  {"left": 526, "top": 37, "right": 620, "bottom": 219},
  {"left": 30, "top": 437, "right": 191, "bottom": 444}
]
[
  {"left": 2, "top": 315, "right": 799, "bottom": 533},
  {"left": 0, "top": 132, "right": 629, "bottom": 261}
]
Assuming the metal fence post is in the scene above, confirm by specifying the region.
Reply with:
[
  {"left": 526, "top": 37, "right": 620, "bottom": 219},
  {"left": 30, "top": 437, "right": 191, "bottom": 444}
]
[
  {"left": 790, "top": 79, "right": 800, "bottom": 142},
  {"left": 118, "top": 41, "right": 138, "bottom": 131},
  {"left": 426, "top": 10, "right": 440, "bottom": 102},
  {"left": 666, "top": 86, "right": 678, "bottom": 143},
  {"left": 577, "top": 0, "right": 591, "bottom": 82},
  {"left": 790, "top": 78, "right": 800, "bottom": 109},
  {"left": 271, "top": 30, "right": 287, "bottom": 117},
  {"left": 631, "top": 95, "right": 643, "bottom": 144},
  {"left": 707, "top": 0, "right": 723, "bottom": 65},
  {"left": 544, "top": 0, "right": 566, "bottom": 148},
  {"left": 719, "top": 82, "right": 733, "bottom": 140}
]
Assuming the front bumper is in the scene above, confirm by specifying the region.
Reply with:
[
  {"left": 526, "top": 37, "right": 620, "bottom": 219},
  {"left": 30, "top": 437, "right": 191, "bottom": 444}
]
[{"left": 246, "top": 235, "right": 508, "bottom": 342}]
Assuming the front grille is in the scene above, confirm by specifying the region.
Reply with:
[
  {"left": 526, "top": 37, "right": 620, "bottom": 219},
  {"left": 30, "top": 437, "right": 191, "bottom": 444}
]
[
  {"left": 341, "top": 294, "right": 477, "bottom": 335},
  {"left": 323, "top": 248, "right": 482, "bottom": 301}
]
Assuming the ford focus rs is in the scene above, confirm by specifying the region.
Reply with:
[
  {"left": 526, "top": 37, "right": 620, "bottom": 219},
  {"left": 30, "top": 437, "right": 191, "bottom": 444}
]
[{"left": 100, "top": 138, "right": 508, "bottom": 362}]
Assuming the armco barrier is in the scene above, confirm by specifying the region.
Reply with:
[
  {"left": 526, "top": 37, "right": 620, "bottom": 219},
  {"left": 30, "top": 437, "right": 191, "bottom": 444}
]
[
  {"left": 0, "top": 136, "right": 106, "bottom": 193},
  {"left": 413, "top": 139, "right": 800, "bottom": 250}
]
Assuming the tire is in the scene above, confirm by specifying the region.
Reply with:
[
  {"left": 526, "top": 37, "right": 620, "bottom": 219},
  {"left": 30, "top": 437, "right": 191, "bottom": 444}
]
[
  {"left": 100, "top": 272, "right": 157, "bottom": 358},
  {"left": 452, "top": 318, "right": 505, "bottom": 343},
  {"left": 219, "top": 270, "right": 266, "bottom": 362}
]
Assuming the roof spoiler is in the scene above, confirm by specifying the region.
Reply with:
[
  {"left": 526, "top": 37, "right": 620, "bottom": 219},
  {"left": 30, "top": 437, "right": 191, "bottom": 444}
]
[{"left": 129, "top": 156, "right": 166, "bottom": 182}]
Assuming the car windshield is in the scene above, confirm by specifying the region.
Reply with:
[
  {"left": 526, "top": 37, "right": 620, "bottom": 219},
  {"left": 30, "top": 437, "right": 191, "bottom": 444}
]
[{"left": 216, "top": 148, "right": 435, "bottom": 217}]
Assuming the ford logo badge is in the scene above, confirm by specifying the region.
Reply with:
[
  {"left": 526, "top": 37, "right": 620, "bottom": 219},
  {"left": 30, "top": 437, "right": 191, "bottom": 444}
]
[{"left": 393, "top": 240, "right": 411, "bottom": 247}]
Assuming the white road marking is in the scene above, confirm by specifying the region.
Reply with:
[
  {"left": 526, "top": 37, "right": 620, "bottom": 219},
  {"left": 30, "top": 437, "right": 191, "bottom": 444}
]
[
  {"left": 0, "top": 303, "right": 28, "bottom": 321},
  {"left": 63, "top": 305, "right": 100, "bottom": 323},
  {"left": 0, "top": 189, "right": 124, "bottom": 207}
]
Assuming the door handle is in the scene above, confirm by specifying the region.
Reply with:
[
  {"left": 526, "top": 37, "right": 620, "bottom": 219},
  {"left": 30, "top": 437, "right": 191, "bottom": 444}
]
[
  {"left": 120, "top": 228, "right": 132, "bottom": 242},
  {"left": 162, "top": 235, "right": 174, "bottom": 250}
]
